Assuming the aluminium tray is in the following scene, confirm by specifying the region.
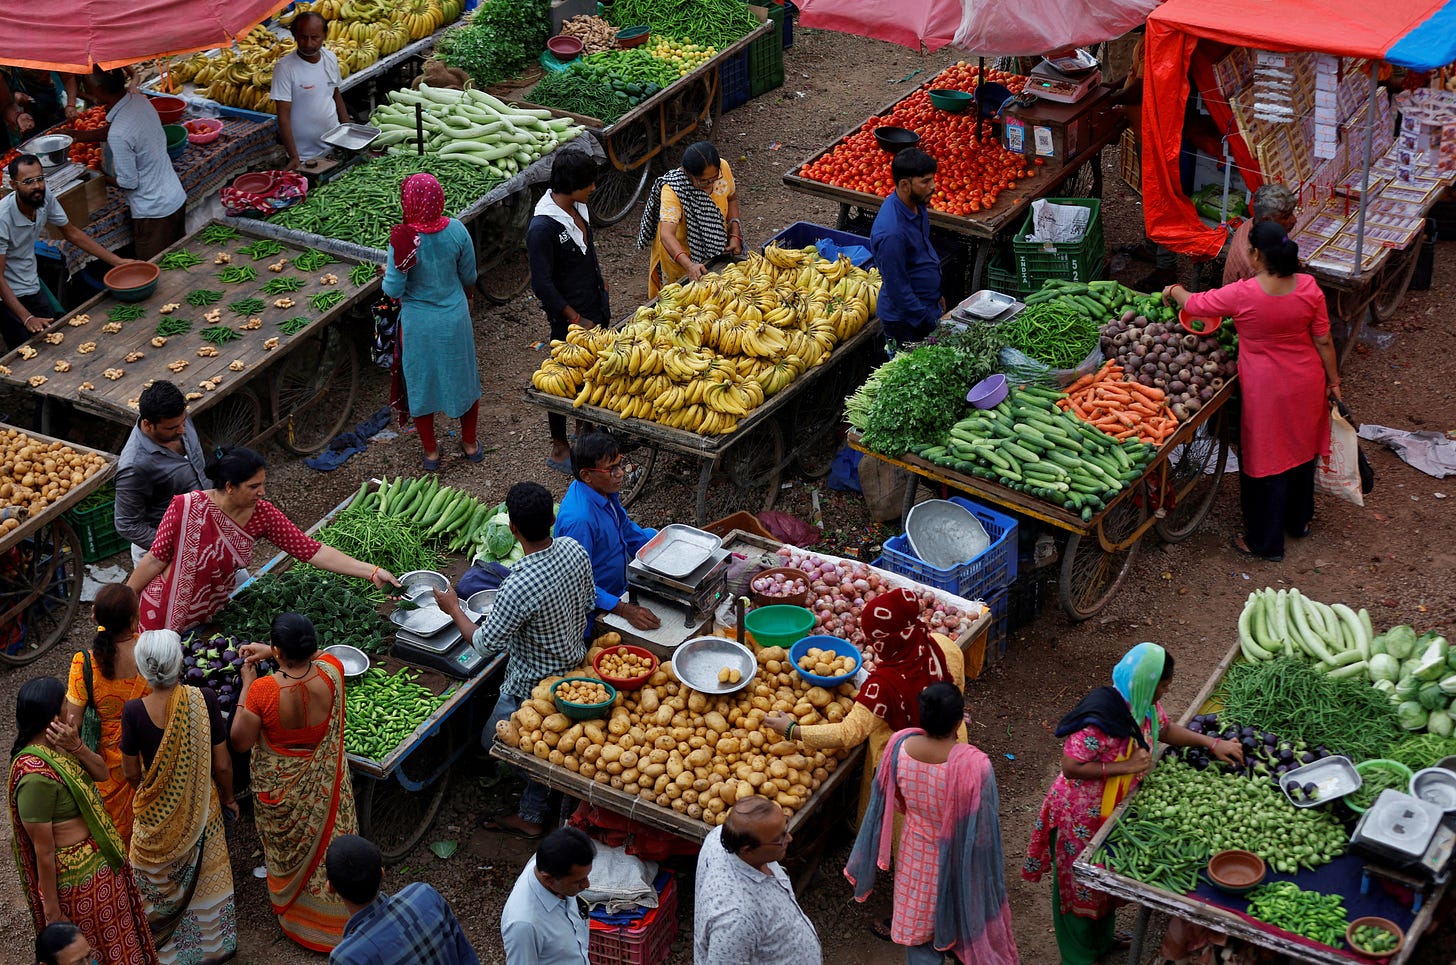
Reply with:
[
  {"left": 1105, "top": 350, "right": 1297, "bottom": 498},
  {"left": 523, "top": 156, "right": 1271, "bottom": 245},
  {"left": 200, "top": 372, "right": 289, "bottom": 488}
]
[
  {"left": 636, "top": 524, "right": 722, "bottom": 578},
  {"left": 1280, "top": 755, "right": 1361, "bottom": 808}
]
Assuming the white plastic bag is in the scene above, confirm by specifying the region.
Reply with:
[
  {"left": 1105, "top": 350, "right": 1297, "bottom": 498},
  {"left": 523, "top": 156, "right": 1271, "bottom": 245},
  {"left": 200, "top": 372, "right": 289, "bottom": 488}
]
[{"left": 1316, "top": 405, "right": 1363, "bottom": 507}]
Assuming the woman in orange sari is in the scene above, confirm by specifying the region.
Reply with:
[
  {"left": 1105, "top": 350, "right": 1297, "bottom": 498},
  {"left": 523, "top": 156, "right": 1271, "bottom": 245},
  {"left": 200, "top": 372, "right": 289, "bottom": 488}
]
[
  {"left": 230, "top": 612, "right": 357, "bottom": 951},
  {"left": 62, "top": 584, "right": 148, "bottom": 844}
]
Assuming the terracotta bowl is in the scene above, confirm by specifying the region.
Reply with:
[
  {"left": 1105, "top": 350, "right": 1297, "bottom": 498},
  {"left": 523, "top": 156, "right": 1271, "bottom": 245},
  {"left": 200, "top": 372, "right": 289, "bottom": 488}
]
[
  {"left": 547, "top": 35, "right": 584, "bottom": 60},
  {"left": 1345, "top": 916, "right": 1404, "bottom": 959},
  {"left": 104, "top": 261, "right": 160, "bottom": 291},
  {"left": 230, "top": 172, "right": 273, "bottom": 194},
  {"left": 1206, "top": 849, "right": 1266, "bottom": 894}
]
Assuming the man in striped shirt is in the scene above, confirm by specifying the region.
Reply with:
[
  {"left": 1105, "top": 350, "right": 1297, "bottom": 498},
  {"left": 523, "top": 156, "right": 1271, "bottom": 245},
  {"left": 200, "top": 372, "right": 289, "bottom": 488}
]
[{"left": 438, "top": 481, "right": 595, "bottom": 839}]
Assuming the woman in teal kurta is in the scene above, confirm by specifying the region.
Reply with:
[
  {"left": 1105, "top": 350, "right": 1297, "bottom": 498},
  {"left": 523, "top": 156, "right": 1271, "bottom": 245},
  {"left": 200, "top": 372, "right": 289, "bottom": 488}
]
[{"left": 383, "top": 173, "right": 482, "bottom": 471}]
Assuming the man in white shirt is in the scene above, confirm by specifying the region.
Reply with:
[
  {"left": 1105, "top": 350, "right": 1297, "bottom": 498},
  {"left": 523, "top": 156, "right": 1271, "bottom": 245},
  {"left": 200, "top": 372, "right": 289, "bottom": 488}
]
[
  {"left": 271, "top": 12, "right": 349, "bottom": 169},
  {"left": 694, "top": 797, "right": 822, "bottom": 965},
  {"left": 501, "top": 827, "right": 594, "bottom": 965},
  {"left": 0, "top": 153, "right": 128, "bottom": 348},
  {"left": 79, "top": 68, "right": 187, "bottom": 260}
]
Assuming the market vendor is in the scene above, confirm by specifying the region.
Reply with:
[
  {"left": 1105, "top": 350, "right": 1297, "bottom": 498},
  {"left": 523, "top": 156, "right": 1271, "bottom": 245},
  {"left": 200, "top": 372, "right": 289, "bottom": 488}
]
[
  {"left": 869, "top": 147, "right": 943, "bottom": 345},
  {"left": 271, "top": 12, "right": 349, "bottom": 170},
  {"left": 78, "top": 68, "right": 187, "bottom": 260},
  {"left": 1023, "top": 643, "right": 1244, "bottom": 965},
  {"left": 0, "top": 153, "right": 130, "bottom": 349},
  {"left": 555, "top": 433, "right": 660, "bottom": 631},
  {"left": 114, "top": 380, "right": 207, "bottom": 565},
  {"left": 435, "top": 482, "right": 596, "bottom": 840},
  {"left": 637, "top": 141, "right": 741, "bottom": 297},
  {"left": 1, "top": 68, "right": 74, "bottom": 144},
  {"left": 1222, "top": 184, "right": 1297, "bottom": 285},
  {"left": 126, "top": 447, "right": 399, "bottom": 632}
]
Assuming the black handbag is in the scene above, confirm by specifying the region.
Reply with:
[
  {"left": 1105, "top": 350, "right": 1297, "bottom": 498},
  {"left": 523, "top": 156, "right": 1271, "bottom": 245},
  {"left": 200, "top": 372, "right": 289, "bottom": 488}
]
[{"left": 370, "top": 296, "right": 401, "bottom": 369}]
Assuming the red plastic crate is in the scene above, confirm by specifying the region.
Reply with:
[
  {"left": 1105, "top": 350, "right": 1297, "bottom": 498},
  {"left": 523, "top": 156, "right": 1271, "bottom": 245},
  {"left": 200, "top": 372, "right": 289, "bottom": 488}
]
[{"left": 588, "top": 873, "right": 679, "bottom": 965}]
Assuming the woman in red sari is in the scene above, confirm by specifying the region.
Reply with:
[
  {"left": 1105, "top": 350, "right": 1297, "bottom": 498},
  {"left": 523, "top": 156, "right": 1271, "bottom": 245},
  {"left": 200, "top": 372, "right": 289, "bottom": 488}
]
[{"left": 126, "top": 447, "right": 399, "bottom": 632}]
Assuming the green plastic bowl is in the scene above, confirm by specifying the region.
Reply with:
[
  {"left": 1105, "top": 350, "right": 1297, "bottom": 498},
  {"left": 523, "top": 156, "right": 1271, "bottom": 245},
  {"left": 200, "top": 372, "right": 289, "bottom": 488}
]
[
  {"left": 164, "top": 124, "right": 188, "bottom": 159},
  {"left": 1347, "top": 759, "right": 1415, "bottom": 814},
  {"left": 552, "top": 676, "right": 617, "bottom": 720},
  {"left": 743, "top": 604, "right": 816, "bottom": 650},
  {"left": 928, "top": 88, "right": 973, "bottom": 112},
  {"left": 616, "top": 25, "right": 651, "bottom": 47}
]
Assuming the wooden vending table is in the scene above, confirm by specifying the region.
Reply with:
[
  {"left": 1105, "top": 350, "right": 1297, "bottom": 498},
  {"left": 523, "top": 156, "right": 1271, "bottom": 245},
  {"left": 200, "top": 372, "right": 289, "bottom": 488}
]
[
  {"left": 0, "top": 425, "right": 116, "bottom": 666},
  {"left": 0, "top": 222, "right": 373, "bottom": 456}
]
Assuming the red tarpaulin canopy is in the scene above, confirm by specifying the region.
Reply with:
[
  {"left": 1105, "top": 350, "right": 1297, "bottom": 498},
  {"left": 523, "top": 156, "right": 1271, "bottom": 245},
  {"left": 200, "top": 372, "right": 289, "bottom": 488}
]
[
  {"left": 1143, "top": 0, "right": 1456, "bottom": 257},
  {"left": 1, "top": 0, "right": 291, "bottom": 72}
]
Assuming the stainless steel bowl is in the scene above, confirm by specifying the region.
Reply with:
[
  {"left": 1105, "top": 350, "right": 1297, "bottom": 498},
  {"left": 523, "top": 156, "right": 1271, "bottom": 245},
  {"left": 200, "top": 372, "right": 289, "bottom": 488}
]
[
  {"left": 671, "top": 637, "right": 755, "bottom": 695},
  {"left": 323, "top": 644, "right": 370, "bottom": 679},
  {"left": 399, "top": 570, "right": 449, "bottom": 594},
  {"left": 464, "top": 589, "right": 497, "bottom": 622},
  {"left": 1411, "top": 767, "right": 1456, "bottom": 812},
  {"left": 19, "top": 133, "right": 73, "bottom": 168}
]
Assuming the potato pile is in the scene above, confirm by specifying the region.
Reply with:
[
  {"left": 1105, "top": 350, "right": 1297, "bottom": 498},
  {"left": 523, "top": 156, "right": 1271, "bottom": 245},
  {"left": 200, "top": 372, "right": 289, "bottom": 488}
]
[
  {"left": 798, "top": 647, "right": 856, "bottom": 678},
  {"left": 499, "top": 643, "right": 855, "bottom": 824},
  {"left": 598, "top": 645, "right": 655, "bottom": 680},
  {"left": 0, "top": 429, "right": 108, "bottom": 527},
  {"left": 556, "top": 679, "right": 612, "bottom": 705}
]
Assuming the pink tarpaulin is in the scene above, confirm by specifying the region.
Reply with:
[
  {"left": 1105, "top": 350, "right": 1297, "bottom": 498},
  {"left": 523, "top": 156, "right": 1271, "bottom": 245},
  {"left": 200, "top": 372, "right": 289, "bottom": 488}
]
[{"left": 2, "top": 0, "right": 291, "bottom": 72}]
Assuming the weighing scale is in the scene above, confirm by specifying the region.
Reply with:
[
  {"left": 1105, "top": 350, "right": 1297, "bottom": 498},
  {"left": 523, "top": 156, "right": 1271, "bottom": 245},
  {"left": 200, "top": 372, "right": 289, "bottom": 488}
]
[
  {"left": 626, "top": 548, "right": 731, "bottom": 630},
  {"left": 1350, "top": 789, "right": 1455, "bottom": 909},
  {"left": 1026, "top": 62, "right": 1102, "bottom": 105},
  {"left": 388, "top": 597, "right": 488, "bottom": 680}
]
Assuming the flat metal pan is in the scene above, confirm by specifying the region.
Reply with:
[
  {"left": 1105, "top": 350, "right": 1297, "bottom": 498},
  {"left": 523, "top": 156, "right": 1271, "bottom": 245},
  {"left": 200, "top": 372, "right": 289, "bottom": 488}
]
[{"left": 636, "top": 524, "right": 722, "bottom": 579}]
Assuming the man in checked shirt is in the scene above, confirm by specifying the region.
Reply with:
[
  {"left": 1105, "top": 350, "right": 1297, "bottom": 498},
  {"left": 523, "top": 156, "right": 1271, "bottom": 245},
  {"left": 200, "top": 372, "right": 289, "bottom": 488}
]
[{"left": 438, "top": 481, "right": 596, "bottom": 840}]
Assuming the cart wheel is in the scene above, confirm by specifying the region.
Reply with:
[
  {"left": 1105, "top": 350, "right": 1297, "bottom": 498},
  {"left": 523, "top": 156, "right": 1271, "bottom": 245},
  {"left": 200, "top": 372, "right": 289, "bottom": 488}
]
[
  {"left": 1057, "top": 149, "right": 1100, "bottom": 198},
  {"left": 270, "top": 326, "right": 359, "bottom": 455},
  {"left": 474, "top": 189, "right": 534, "bottom": 306},
  {"left": 196, "top": 390, "right": 262, "bottom": 453},
  {"left": 789, "top": 382, "right": 847, "bottom": 480},
  {"left": 1154, "top": 425, "right": 1229, "bottom": 543},
  {"left": 696, "top": 419, "right": 785, "bottom": 523},
  {"left": 614, "top": 434, "right": 659, "bottom": 508},
  {"left": 590, "top": 123, "right": 655, "bottom": 227},
  {"left": 665, "top": 71, "right": 717, "bottom": 145},
  {"left": 354, "top": 770, "right": 450, "bottom": 866},
  {"left": 0, "top": 519, "right": 82, "bottom": 667},
  {"left": 1370, "top": 241, "right": 1420, "bottom": 322},
  {"left": 1058, "top": 498, "right": 1146, "bottom": 620}
]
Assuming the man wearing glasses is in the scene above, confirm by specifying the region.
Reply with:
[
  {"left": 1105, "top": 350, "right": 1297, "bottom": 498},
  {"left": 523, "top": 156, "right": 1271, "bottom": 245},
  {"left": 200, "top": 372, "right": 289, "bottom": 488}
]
[
  {"left": 0, "top": 154, "right": 129, "bottom": 349},
  {"left": 554, "top": 432, "right": 661, "bottom": 631}
]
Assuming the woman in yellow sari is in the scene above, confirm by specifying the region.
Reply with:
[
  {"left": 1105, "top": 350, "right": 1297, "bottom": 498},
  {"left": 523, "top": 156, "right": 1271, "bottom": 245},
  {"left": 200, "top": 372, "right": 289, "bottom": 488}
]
[
  {"left": 120, "top": 630, "right": 237, "bottom": 964},
  {"left": 230, "top": 612, "right": 357, "bottom": 952},
  {"left": 638, "top": 141, "right": 741, "bottom": 297},
  {"left": 62, "top": 583, "right": 148, "bottom": 845}
]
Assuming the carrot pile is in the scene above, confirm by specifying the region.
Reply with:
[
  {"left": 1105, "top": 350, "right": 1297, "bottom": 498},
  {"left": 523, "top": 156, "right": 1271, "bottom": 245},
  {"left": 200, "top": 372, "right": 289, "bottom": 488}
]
[{"left": 1058, "top": 360, "right": 1179, "bottom": 446}]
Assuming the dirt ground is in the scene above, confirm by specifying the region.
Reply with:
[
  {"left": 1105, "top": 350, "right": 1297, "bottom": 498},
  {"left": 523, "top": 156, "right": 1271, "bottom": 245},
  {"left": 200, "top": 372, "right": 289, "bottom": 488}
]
[{"left": 3, "top": 22, "right": 1456, "bottom": 965}]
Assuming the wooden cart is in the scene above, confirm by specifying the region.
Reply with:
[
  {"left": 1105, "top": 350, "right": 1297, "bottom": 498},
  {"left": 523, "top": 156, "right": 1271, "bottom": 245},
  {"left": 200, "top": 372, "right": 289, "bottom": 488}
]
[
  {"left": 0, "top": 426, "right": 116, "bottom": 666},
  {"left": 0, "top": 222, "right": 373, "bottom": 457},
  {"left": 1312, "top": 244, "right": 1423, "bottom": 366},
  {"left": 1073, "top": 640, "right": 1450, "bottom": 964},
  {"left": 525, "top": 316, "right": 882, "bottom": 524},
  {"left": 851, "top": 377, "right": 1238, "bottom": 621}
]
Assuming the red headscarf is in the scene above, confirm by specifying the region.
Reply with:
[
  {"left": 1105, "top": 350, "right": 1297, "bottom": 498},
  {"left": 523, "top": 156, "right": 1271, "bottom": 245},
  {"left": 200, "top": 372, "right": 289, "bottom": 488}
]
[
  {"left": 389, "top": 173, "right": 451, "bottom": 272},
  {"left": 855, "top": 587, "right": 950, "bottom": 732}
]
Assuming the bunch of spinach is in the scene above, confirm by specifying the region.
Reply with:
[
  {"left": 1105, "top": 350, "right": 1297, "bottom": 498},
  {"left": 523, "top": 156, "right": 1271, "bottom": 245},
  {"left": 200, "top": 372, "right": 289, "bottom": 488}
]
[
  {"left": 214, "top": 567, "right": 389, "bottom": 654},
  {"left": 436, "top": 0, "right": 550, "bottom": 86},
  {"left": 858, "top": 343, "right": 993, "bottom": 456}
]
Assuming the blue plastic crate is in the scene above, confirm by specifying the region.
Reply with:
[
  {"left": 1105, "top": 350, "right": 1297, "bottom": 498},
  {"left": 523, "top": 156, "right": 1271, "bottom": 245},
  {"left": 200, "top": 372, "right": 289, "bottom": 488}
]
[
  {"left": 766, "top": 221, "right": 874, "bottom": 267},
  {"left": 879, "top": 497, "right": 1018, "bottom": 600},
  {"left": 721, "top": 50, "right": 751, "bottom": 113},
  {"left": 985, "top": 587, "right": 1009, "bottom": 659}
]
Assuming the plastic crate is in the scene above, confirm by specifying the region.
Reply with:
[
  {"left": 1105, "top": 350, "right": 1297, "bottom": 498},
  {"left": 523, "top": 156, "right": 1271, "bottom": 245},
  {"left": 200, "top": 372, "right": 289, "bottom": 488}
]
[
  {"left": 985, "top": 587, "right": 1009, "bottom": 661},
  {"left": 1118, "top": 128, "right": 1140, "bottom": 195},
  {"left": 748, "top": 15, "right": 785, "bottom": 98},
  {"left": 985, "top": 260, "right": 1033, "bottom": 298},
  {"left": 1010, "top": 197, "right": 1104, "bottom": 291},
  {"left": 879, "top": 497, "right": 1018, "bottom": 600},
  {"left": 589, "top": 873, "right": 678, "bottom": 965},
  {"left": 776, "top": 1, "right": 795, "bottom": 48},
  {"left": 1006, "top": 569, "right": 1045, "bottom": 633},
  {"left": 63, "top": 484, "right": 129, "bottom": 563},
  {"left": 720, "top": 50, "right": 751, "bottom": 113},
  {"left": 766, "top": 221, "right": 874, "bottom": 267}
]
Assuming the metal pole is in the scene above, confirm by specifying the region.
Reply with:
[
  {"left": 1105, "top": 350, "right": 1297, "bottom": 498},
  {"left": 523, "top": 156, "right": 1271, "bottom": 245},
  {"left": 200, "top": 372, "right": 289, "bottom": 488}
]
[
  {"left": 1219, "top": 134, "right": 1233, "bottom": 222},
  {"left": 1353, "top": 68, "right": 1379, "bottom": 272},
  {"left": 978, "top": 56, "right": 986, "bottom": 141}
]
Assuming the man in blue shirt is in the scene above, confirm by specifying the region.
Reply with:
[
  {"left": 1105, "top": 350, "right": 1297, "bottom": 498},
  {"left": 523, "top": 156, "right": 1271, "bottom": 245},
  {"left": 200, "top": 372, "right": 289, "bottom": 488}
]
[
  {"left": 326, "top": 835, "right": 479, "bottom": 965},
  {"left": 869, "top": 147, "right": 943, "bottom": 344},
  {"left": 554, "top": 433, "right": 660, "bottom": 631}
]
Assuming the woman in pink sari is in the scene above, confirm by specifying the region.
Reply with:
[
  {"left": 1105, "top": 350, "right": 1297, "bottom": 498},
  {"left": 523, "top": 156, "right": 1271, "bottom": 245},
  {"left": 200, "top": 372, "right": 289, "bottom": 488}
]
[{"left": 126, "top": 447, "right": 399, "bottom": 632}]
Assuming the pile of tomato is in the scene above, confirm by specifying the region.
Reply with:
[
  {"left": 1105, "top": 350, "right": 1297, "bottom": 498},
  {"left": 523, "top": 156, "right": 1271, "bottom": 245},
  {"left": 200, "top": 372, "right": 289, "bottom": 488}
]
[
  {"left": 797, "top": 62, "right": 1045, "bottom": 217},
  {"left": 67, "top": 107, "right": 108, "bottom": 170}
]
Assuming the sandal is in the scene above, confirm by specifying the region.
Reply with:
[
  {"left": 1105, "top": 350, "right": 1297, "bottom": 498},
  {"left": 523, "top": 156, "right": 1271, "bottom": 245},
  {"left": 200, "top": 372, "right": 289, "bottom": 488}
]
[
  {"left": 478, "top": 812, "right": 543, "bottom": 840},
  {"left": 461, "top": 442, "right": 485, "bottom": 463},
  {"left": 869, "top": 918, "right": 894, "bottom": 942},
  {"left": 421, "top": 452, "right": 442, "bottom": 472},
  {"left": 1230, "top": 534, "right": 1282, "bottom": 563},
  {"left": 546, "top": 454, "right": 572, "bottom": 476}
]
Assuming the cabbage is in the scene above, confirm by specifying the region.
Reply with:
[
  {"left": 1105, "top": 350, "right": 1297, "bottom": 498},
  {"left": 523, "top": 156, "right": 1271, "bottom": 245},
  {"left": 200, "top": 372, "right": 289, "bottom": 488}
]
[
  {"left": 1441, "top": 673, "right": 1456, "bottom": 698},
  {"left": 1418, "top": 681, "right": 1449, "bottom": 712},
  {"left": 1398, "top": 701, "right": 1429, "bottom": 731},
  {"left": 1369, "top": 653, "right": 1401, "bottom": 683},
  {"left": 1429, "top": 710, "right": 1455, "bottom": 738},
  {"left": 1379, "top": 625, "right": 1418, "bottom": 660},
  {"left": 1396, "top": 675, "right": 1420, "bottom": 701},
  {"left": 1448, "top": 646, "right": 1456, "bottom": 671},
  {"left": 1411, "top": 637, "right": 1451, "bottom": 682},
  {"left": 1372, "top": 679, "right": 1398, "bottom": 699}
]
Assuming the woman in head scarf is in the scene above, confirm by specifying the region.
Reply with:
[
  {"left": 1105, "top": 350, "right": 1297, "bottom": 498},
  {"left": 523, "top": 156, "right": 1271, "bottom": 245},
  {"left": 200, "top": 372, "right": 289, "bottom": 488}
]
[
  {"left": 382, "top": 173, "right": 482, "bottom": 472},
  {"left": 1022, "top": 643, "right": 1243, "bottom": 965},
  {"left": 637, "top": 141, "right": 741, "bottom": 297}
]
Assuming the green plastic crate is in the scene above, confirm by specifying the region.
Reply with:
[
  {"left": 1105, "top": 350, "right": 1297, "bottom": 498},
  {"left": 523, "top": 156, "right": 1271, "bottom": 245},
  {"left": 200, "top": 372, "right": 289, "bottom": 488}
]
[
  {"left": 748, "top": 16, "right": 784, "bottom": 98},
  {"left": 64, "top": 483, "right": 130, "bottom": 563},
  {"left": 1010, "top": 197, "right": 1103, "bottom": 291}
]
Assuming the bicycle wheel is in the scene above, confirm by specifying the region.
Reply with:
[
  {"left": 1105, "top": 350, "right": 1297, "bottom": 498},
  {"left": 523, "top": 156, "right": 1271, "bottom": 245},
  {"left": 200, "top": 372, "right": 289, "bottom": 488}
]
[
  {"left": 269, "top": 327, "right": 359, "bottom": 455},
  {"left": 0, "top": 519, "right": 83, "bottom": 667},
  {"left": 196, "top": 391, "right": 262, "bottom": 453},
  {"left": 1058, "top": 497, "right": 1147, "bottom": 621},
  {"left": 474, "top": 189, "right": 534, "bottom": 306},
  {"left": 1154, "top": 426, "right": 1228, "bottom": 543}
]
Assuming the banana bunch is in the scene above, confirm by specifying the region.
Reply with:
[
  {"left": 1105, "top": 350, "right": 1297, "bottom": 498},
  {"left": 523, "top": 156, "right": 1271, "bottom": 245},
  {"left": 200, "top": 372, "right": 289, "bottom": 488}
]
[
  {"left": 396, "top": 0, "right": 447, "bottom": 41},
  {"left": 324, "top": 38, "right": 379, "bottom": 75},
  {"left": 340, "top": 0, "right": 391, "bottom": 21},
  {"left": 280, "top": 0, "right": 343, "bottom": 25}
]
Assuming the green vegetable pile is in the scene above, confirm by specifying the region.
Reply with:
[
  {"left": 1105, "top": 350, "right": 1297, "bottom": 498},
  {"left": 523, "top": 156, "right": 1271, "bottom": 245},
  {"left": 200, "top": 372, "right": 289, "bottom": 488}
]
[
  {"left": 606, "top": 0, "right": 758, "bottom": 49},
  {"left": 847, "top": 343, "right": 995, "bottom": 458},
  {"left": 198, "top": 224, "right": 240, "bottom": 245},
  {"left": 238, "top": 239, "right": 285, "bottom": 261},
  {"left": 583, "top": 48, "right": 678, "bottom": 88},
  {"left": 199, "top": 325, "right": 241, "bottom": 345},
  {"left": 314, "top": 508, "right": 442, "bottom": 584},
  {"left": 227, "top": 297, "right": 265, "bottom": 317},
  {"left": 1350, "top": 923, "right": 1399, "bottom": 955},
  {"left": 278, "top": 316, "right": 310, "bottom": 336},
  {"left": 436, "top": 0, "right": 550, "bottom": 86},
  {"left": 999, "top": 299, "right": 1102, "bottom": 370},
  {"left": 155, "top": 318, "right": 192, "bottom": 337},
  {"left": 294, "top": 249, "right": 336, "bottom": 272},
  {"left": 529, "top": 64, "right": 661, "bottom": 123},
  {"left": 349, "top": 263, "right": 376, "bottom": 287},
  {"left": 1385, "top": 733, "right": 1456, "bottom": 771},
  {"left": 1370, "top": 625, "right": 1456, "bottom": 735},
  {"left": 1347, "top": 761, "right": 1410, "bottom": 811},
  {"left": 1245, "top": 882, "right": 1347, "bottom": 948},
  {"left": 1217, "top": 658, "right": 1403, "bottom": 762},
  {"left": 186, "top": 289, "right": 223, "bottom": 307},
  {"left": 108, "top": 304, "right": 145, "bottom": 322},
  {"left": 311, "top": 291, "right": 345, "bottom": 313},
  {"left": 912, "top": 386, "right": 1156, "bottom": 521},
  {"left": 261, "top": 276, "right": 304, "bottom": 295},
  {"left": 158, "top": 250, "right": 204, "bottom": 270},
  {"left": 1092, "top": 816, "right": 1208, "bottom": 894},
  {"left": 1127, "top": 758, "right": 1346, "bottom": 875},
  {"left": 214, "top": 567, "right": 388, "bottom": 653},
  {"left": 219, "top": 265, "right": 257, "bottom": 284},
  {"left": 343, "top": 667, "right": 449, "bottom": 761}
]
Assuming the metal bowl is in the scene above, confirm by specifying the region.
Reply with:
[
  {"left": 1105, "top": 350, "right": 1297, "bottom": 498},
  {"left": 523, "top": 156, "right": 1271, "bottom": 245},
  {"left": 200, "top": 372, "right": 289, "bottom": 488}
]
[
  {"left": 905, "top": 498, "right": 990, "bottom": 569},
  {"left": 399, "top": 570, "right": 449, "bottom": 594},
  {"left": 1410, "top": 767, "right": 1456, "bottom": 812},
  {"left": 323, "top": 644, "right": 370, "bottom": 679},
  {"left": 464, "top": 589, "right": 497, "bottom": 623},
  {"left": 672, "top": 636, "right": 756, "bottom": 695},
  {"left": 20, "top": 133, "right": 73, "bottom": 168}
]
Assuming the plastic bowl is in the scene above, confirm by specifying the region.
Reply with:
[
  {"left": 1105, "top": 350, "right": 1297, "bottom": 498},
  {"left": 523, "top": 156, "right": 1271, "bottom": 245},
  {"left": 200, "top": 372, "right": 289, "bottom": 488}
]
[
  {"left": 592, "top": 644, "right": 659, "bottom": 690},
  {"left": 743, "top": 604, "right": 816, "bottom": 650},
  {"left": 149, "top": 95, "right": 187, "bottom": 125},
  {"left": 928, "top": 89, "right": 973, "bottom": 112},
  {"left": 1346, "top": 917, "right": 1404, "bottom": 959},
  {"left": 184, "top": 117, "right": 224, "bottom": 145},
  {"left": 749, "top": 566, "right": 813, "bottom": 609},
  {"left": 323, "top": 644, "right": 369, "bottom": 680},
  {"left": 1206, "top": 849, "right": 1266, "bottom": 894},
  {"left": 1348, "top": 759, "right": 1415, "bottom": 814},
  {"left": 873, "top": 126, "right": 920, "bottom": 153},
  {"left": 104, "top": 261, "right": 160, "bottom": 302},
  {"left": 547, "top": 35, "right": 584, "bottom": 60},
  {"left": 164, "top": 124, "right": 188, "bottom": 159},
  {"left": 788, "top": 635, "right": 862, "bottom": 687},
  {"left": 616, "top": 25, "right": 651, "bottom": 48},
  {"left": 552, "top": 676, "right": 617, "bottom": 720},
  {"left": 1179, "top": 308, "right": 1223, "bottom": 335},
  {"left": 966, "top": 373, "right": 1009, "bottom": 409}
]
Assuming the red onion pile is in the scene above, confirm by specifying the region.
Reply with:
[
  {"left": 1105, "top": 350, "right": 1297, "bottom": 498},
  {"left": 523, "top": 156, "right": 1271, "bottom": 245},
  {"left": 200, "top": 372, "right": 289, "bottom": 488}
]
[{"left": 752, "top": 573, "right": 810, "bottom": 597}]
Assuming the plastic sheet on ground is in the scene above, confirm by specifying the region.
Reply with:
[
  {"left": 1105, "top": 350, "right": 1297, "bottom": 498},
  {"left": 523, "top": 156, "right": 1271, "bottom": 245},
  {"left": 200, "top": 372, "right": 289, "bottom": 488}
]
[{"left": 1357, "top": 424, "right": 1456, "bottom": 478}]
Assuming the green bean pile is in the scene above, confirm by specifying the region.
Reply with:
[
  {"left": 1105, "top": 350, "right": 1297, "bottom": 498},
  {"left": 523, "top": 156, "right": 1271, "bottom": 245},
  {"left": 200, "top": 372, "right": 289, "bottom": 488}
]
[
  {"left": 200, "top": 325, "right": 241, "bottom": 344},
  {"left": 529, "top": 68, "right": 643, "bottom": 124},
  {"left": 1347, "top": 762, "right": 1408, "bottom": 811},
  {"left": 238, "top": 239, "right": 285, "bottom": 261},
  {"left": 1245, "top": 882, "right": 1348, "bottom": 948},
  {"left": 272, "top": 155, "right": 497, "bottom": 250},
  {"left": 198, "top": 224, "right": 241, "bottom": 245},
  {"left": 219, "top": 265, "right": 257, "bottom": 284},
  {"left": 294, "top": 248, "right": 336, "bottom": 272},
  {"left": 278, "top": 317, "right": 310, "bottom": 336},
  {"left": 310, "top": 290, "right": 345, "bottom": 313},
  {"left": 186, "top": 289, "right": 223, "bottom": 306},
  {"left": 999, "top": 301, "right": 1102, "bottom": 369},
  {"left": 155, "top": 318, "right": 192, "bottom": 337},
  {"left": 343, "top": 667, "right": 449, "bottom": 761},
  {"left": 107, "top": 305, "right": 146, "bottom": 322},
  {"left": 1217, "top": 659, "right": 1402, "bottom": 762},
  {"left": 261, "top": 276, "right": 304, "bottom": 295},
  {"left": 606, "top": 0, "right": 758, "bottom": 48},
  {"left": 228, "top": 297, "right": 265, "bottom": 316},
  {"left": 316, "top": 507, "right": 442, "bottom": 577},
  {"left": 158, "top": 250, "right": 204, "bottom": 270},
  {"left": 350, "top": 263, "right": 376, "bottom": 287},
  {"left": 1093, "top": 817, "right": 1208, "bottom": 894}
]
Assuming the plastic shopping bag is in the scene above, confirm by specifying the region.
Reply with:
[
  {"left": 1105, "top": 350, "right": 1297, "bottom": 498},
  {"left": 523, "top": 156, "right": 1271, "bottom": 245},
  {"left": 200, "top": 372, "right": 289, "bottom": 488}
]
[{"left": 1316, "top": 404, "right": 1364, "bottom": 506}]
